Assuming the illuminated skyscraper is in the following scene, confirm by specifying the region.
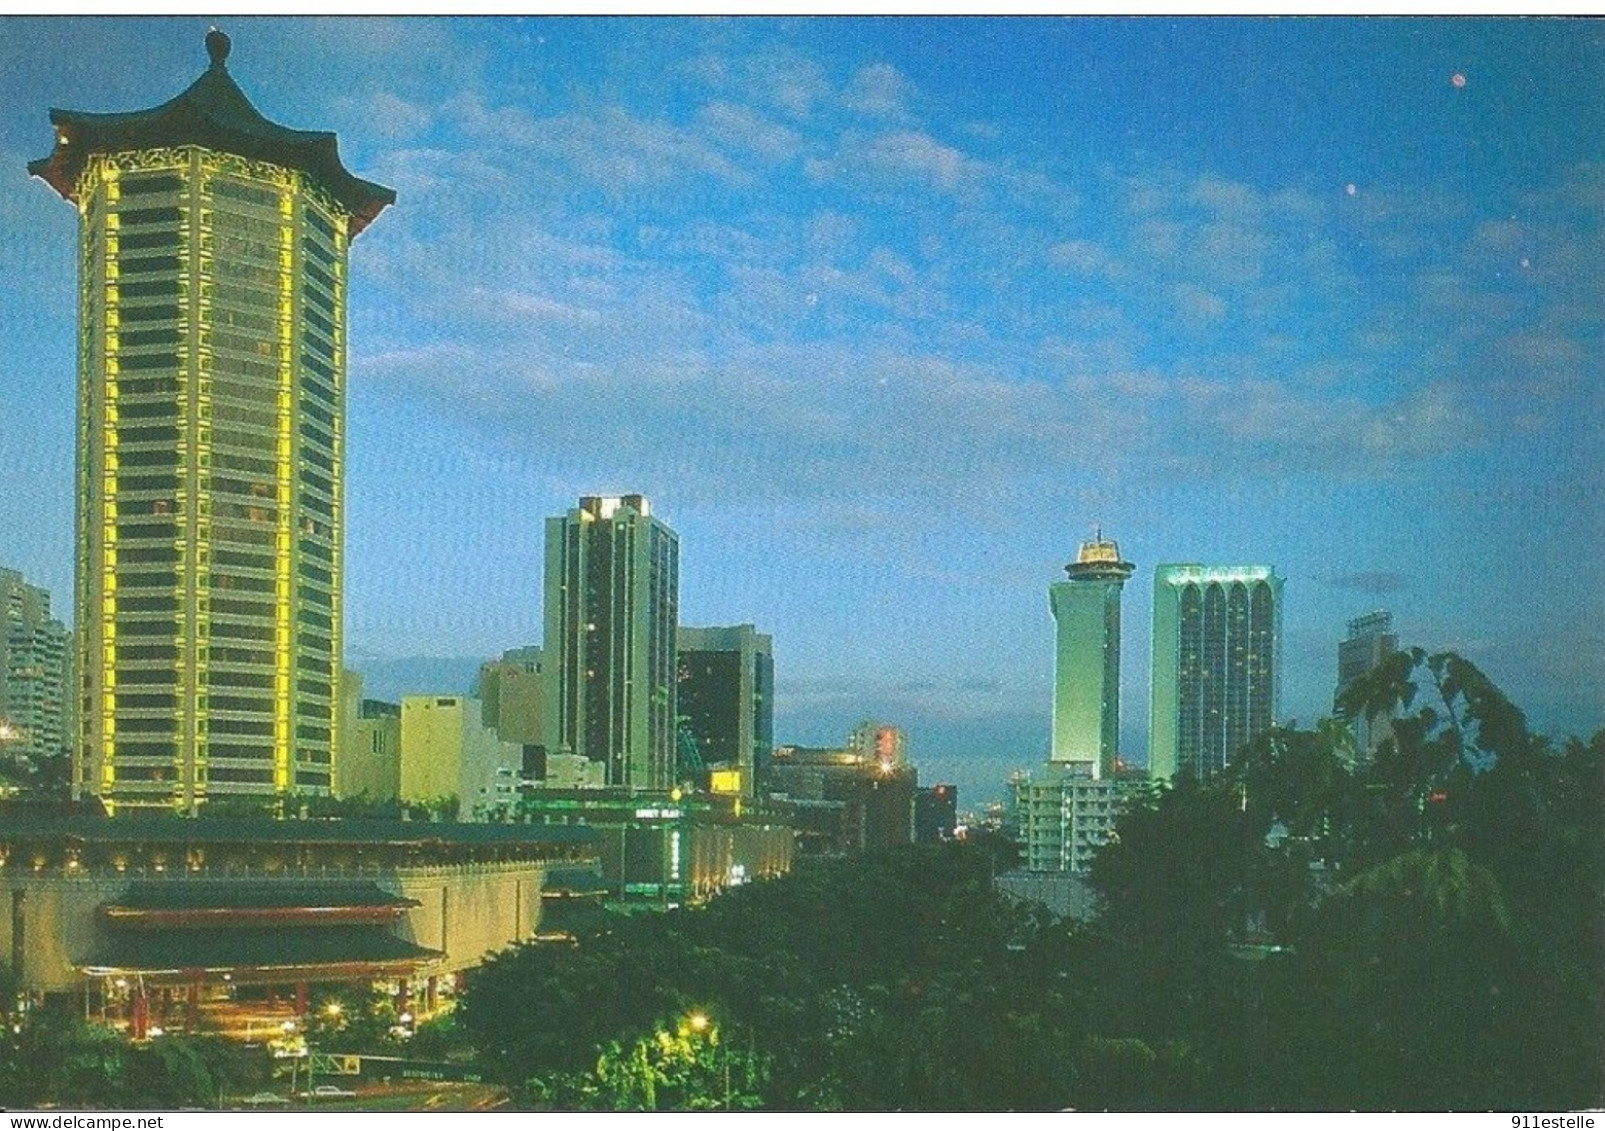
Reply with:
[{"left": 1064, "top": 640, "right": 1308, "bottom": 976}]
[
  {"left": 544, "top": 495, "right": 679, "bottom": 791},
  {"left": 1149, "top": 564, "right": 1283, "bottom": 781},
  {"left": 30, "top": 31, "right": 393, "bottom": 812},
  {"left": 1049, "top": 532, "right": 1134, "bottom": 778}
]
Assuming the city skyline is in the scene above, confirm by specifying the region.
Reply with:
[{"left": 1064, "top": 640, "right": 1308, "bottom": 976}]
[{"left": 2, "top": 17, "right": 1599, "bottom": 805}]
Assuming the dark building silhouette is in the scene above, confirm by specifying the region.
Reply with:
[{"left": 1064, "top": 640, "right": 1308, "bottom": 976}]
[{"left": 914, "top": 783, "right": 958, "bottom": 843}]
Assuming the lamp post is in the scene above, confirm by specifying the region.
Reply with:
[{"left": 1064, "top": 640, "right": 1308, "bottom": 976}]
[
  {"left": 282, "top": 1020, "right": 299, "bottom": 1098},
  {"left": 682, "top": 1011, "right": 732, "bottom": 1110}
]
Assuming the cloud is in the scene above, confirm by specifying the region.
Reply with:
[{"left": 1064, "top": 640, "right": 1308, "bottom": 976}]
[
  {"left": 774, "top": 673, "right": 1032, "bottom": 723},
  {"left": 842, "top": 62, "right": 916, "bottom": 119},
  {"left": 1171, "top": 282, "right": 1228, "bottom": 325},
  {"left": 695, "top": 101, "right": 804, "bottom": 163},
  {"left": 815, "top": 129, "right": 972, "bottom": 195},
  {"left": 1326, "top": 571, "right": 1409, "bottom": 594},
  {"left": 348, "top": 91, "right": 435, "bottom": 141},
  {"left": 1046, "top": 239, "right": 1109, "bottom": 276},
  {"left": 330, "top": 38, "right": 1591, "bottom": 542}
]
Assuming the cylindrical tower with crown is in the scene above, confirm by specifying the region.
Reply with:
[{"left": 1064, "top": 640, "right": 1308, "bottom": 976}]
[
  {"left": 1049, "top": 530, "right": 1135, "bottom": 778},
  {"left": 30, "top": 31, "right": 394, "bottom": 813}
]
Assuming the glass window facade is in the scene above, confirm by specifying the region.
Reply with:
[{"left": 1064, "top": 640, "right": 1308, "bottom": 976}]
[{"left": 1150, "top": 564, "right": 1283, "bottom": 781}]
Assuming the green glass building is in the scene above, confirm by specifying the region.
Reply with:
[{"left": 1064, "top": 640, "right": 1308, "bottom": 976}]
[
  {"left": 1049, "top": 533, "right": 1134, "bottom": 778},
  {"left": 1149, "top": 564, "right": 1283, "bottom": 782},
  {"left": 30, "top": 31, "right": 393, "bottom": 812}
]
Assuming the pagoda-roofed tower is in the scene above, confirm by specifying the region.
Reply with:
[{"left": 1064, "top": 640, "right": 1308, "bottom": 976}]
[
  {"left": 30, "top": 30, "right": 394, "bottom": 814},
  {"left": 1049, "top": 531, "right": 1135, "bottom": 778}
]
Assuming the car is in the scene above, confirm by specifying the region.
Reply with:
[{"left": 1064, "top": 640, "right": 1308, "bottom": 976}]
[
  {"left": 242, "top": 1092, "right": 290, "bottom": 1106},
  {"left": 308, "top": 1085, "right": 357, "bottom": 1100}
]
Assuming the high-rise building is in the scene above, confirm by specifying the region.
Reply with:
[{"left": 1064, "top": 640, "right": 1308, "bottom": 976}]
[
  {"left": 30, "top": 31, "right": 393, "bottom": 812},
  {"left": 0, "top": 568, "right": 72, "bottom": 764},
  {"left": 1335, "top": 610, "right": 1398, "bottom": 760},
  {"left": 544, "top": 495, "right": 679, "bottom": 791},
  {"left": 1049, "top": 532, "right": 1134, "bottom": 778},
  {"left": 1149, "top": 564, "right": 1283, "bottom": 781},
  {"left": 676, "top": 625, "right": 773, "bottom": 799}
]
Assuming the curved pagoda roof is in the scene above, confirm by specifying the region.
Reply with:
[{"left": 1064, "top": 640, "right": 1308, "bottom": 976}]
[{"left": 28, "top": 28, "right": 394, "bottom": 236}]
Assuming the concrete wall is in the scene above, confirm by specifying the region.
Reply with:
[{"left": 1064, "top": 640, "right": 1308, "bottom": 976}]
[
  {"left": 393, "top": 861, "right": 542, "bottom": 972},
  {"left": 1, "top": 873, "right": 127, "bottom": 992}
]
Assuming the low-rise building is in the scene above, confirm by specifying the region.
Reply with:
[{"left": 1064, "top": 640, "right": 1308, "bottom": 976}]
[
  {"left": 400, "top": 696, "right": 519, "bottom": 818},
  {"left": 513, "top": 790, "right": 793, "bottom": 907},
  {"left": 1013, "top": 764, "right": 1136, "bottom": 873},
  {"left": 337, "top": 671, "right": 401, "bottom": 802},
  {"left": 768, "top": 722, "right": 916, "bottom": 853},
  {"left": 0, "top": 809, "right": 598, "bottom": 1034}
]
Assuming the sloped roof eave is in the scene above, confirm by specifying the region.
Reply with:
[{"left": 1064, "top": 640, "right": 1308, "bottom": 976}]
[{"left": 29, "top": 63, "right": 394, "bottom": 232}]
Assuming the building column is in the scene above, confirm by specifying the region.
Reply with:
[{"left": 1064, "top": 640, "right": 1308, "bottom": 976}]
[
  {"left": 425, "top": 975, "right": 438, "bottom": 1013},
  {"left": 295, "top": 982, "right": 308, "bottom": 1017},
  {"left": 187, "top": 977, "right": 201, "bottom": 1029}
]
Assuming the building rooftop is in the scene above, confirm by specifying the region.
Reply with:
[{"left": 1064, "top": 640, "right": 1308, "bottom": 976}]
[
  {"left": 0, "top": 811, "right": 599, "bottom": 850},
  {"left": 1064, "top": 531, "right": 1135, "bottom": 582},
  {"left": 105, "top": 879, "right": 419, "bottom": 913},
  {"left": 28, "top": 28, "right": 394, "bottom": 234},
  {"left": 82, "top": 924, "right": 441, "bottom": 977}
]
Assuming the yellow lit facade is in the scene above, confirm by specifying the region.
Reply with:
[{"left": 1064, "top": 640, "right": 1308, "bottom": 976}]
[{"left": 32, "top": 33, "right": 392, "bottom": 812}]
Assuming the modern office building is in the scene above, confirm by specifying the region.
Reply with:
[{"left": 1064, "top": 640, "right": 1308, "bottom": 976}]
[
  {"left": 543, "top": 495, "right": 679, "bottom": 791},
  {"left": 1149, "top": 564, "right": 1283, "bottom": 781},
  {"left": 1335, "top": 610, "right": 1398, "bottom": 761},
  {"left": 677, "top": 625, "right": 773, "bottom": 799},
  {"left": 30, "top": 31, "right": 394, "bottom": 812},
  {"left": 1049, "top": 532, "right": 1134, "bottom": 778},
  {"left": 1, "top": 568, "right": 72, "bottom": 764},
  {"left": 399, "top": 695, "right": 518, "bottom": 818}
]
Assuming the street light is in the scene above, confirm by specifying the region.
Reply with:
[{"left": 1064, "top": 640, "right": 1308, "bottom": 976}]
[
  {"left": 680, "top": 1011, "right": 735, "bottom": 1110},
  {"left": 281, "top": 1020, "right": 303, "bottom": 1098}
]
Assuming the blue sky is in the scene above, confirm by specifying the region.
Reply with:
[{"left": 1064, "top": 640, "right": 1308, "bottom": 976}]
[{"left": 1, "top": 17, "right": 1600, "bottom": 805}]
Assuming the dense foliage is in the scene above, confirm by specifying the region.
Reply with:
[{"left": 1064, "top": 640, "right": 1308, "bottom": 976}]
[
  {"left": 460, "top": 650, "right": 1602, "bottom": 1111},
  {"left": 0, "top": 1002, "right": 263, "bottom": 1109}
]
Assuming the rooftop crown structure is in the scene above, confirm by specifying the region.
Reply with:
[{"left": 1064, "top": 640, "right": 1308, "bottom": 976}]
[{"left": 30, "top": 30, "right": 394, "bottom": 813}]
